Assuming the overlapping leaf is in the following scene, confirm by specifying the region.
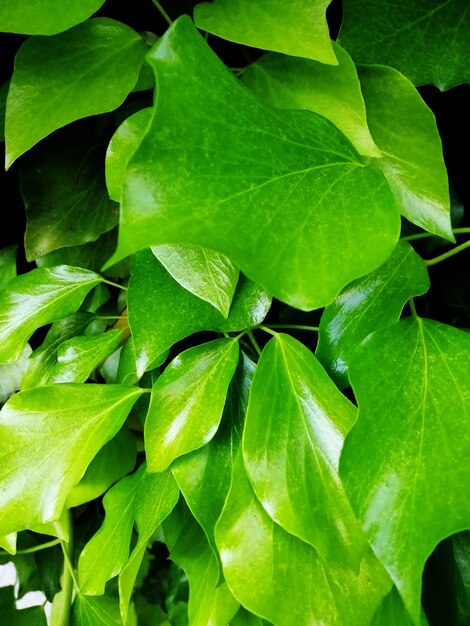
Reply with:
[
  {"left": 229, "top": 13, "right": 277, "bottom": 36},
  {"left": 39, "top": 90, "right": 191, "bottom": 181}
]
[
  {"left": 341, "top": 317, "right": 470, "bottom": 622},
  {"left": 110, "top": 16, "right": 400, "bottom": 310},
  {"left": 0, "top": 245, "right": 17, "bottom": 287},
  {"left": 0, "top": 384, "right": 143, "bottom": 535},
  {"left": 5, "top": 18, "right": 147, "bottom": 166},
  {"left": 194, "top": 0, "right": 336, "bottom": 64},
  {"left": 316, "top": 241, "right": 430, "bottom": 387}
]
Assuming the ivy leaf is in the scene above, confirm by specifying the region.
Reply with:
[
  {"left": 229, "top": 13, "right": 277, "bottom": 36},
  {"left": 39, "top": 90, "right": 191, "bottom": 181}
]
[
  {"left": 0, "top": 607, "right": 47, "bottom": 625},
  {"left": 372, "top": 588, "right": 428, "bottom": 625},
  {"left": 145, "top": 339, "right": 239, "bottom": 472},
  {"left": 230, "top": 608, "right": 265, "bottom": 626},
  {"left": 215, "top": 452, "right": 392, "bottom": 626},
  {"left": 194, "top": 0, "right": 336, "bottom": 64},
  {"left": 20, "top": 131, "right": 119, "bottom": 260},
  {"left": 0, "top": 245, "right": 17, "bottom": 287},
  {"left": 0, "top": 0, "right": 106, "bottom": 35},
  {"left": 243, "top": 334, "right": 366, "bottom": 566},
  {"left": 341, "top": 317, "right": 470, "bottom": 622},
  {"left": 316, "top": 241, "right": 430, "bottom": 388},
  {"left": 48, "top": 329, "right": 125, "bottom": 384},
  {"left": 0, "top": 384, "right": 143, "bottom": 535},
  {"left": 359, "top": 65, "right": 452, "bottom": 239},
  {"left": 5, "top": 18, "right": 148, "bottom": 167},
  {"left": 242, "top": 43, "right": 380, "bottom": 157},
  {"left": 72, "top": 593, "right": 121, "bottom": 626},
  {"left": 152, "top": 245, "right": 239, "bottom": 318},
  {"left": 0, "top": 345, "right": 32, "bottom": 404},
  {"left": 340, "top": 0, "right": 470, "bottom": 90},
  {"left": 21, "top": 312, "right": 94, "bottom": 390},
  {"left": 110, "top": 16, "right": 400, "bottom": 311},
  {"left": 66, "top": 428, "right": 137, "bottom": 508},
  {"left": 129, "top": 250, "right": 270, "bottom": 376},
  {"left": 163, "top": 501, "right": 240, "bottom": 626},
  {"left": 172, "top": 353, "right": 254, "bottom": 550},
  {"left": 0, "top": 266, "right": 102, "bottom": 364}
]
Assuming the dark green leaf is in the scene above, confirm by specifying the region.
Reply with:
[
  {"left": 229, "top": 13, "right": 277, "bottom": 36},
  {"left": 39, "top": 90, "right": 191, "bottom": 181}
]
[
  {"left": 0, "top": 0, "right": 106, "bottom": 35},
  {"left": 242, "top": 43, "right": 379, "bottom": 157},
  {"left": 341, "top": 318, "right": 470, "bottom": 622},
  {"left": 194, "top": 0, "right": 336, "bottom": 63},
  {"left": 0, "top": 607, "right": 47, "bottom": 625},
  {"left": 5, "top": 18, "right": 147, "bottom": 166},
  {"left": 145, "top": 339, "right": 239, "bottom": 472},
  {"left": 0, "top": 384, "right": 143, "bottom": 535},
  {"left": 359, "top": 65, "right": 452, "bottom": 239},
  {"left": 340, "top": 0, "right": 470, "bottom": 90},
  {"left": 35, "top": 544, "right": 62, "bottom": 602},
  {"left": 316, "top": 241, "right": 430, "bottom": 388},
  {"left": 110, "top": 16, "right": 400, "bottom": 311},
  {"left": 230, "top": 608, "right": 265, "bottom": 625},
  {"left": 0, "top": 81, "right": 8, "bottom": 142},
  {"left": 128, "top": 250, "right": 270, "bottom": 376},
  {"left": 0, "top": 266, "right": 102, "bottom": 363},
  {"left": 0, "top": 245, "right": 16, "bottom": 288}
]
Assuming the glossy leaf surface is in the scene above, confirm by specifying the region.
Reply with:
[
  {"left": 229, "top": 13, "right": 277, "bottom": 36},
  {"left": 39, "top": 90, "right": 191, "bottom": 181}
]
[
  {"left": 359, "top": 65, "right": 452, "bottom": 239},
  {"left": 317, "top": 242, "right": 430, "bottom": 388},
  {"left": 0, "top": 266, "right": 102, "bottom": 363},
  {"left": 164, "top": 501, "right": 240, "bottom": 626},
  {"left": 341, "top": 317, "right": 470, "bottom": 621},
  {"left": 5, "top": 18, "right": 147, "bottom": 166},
  {"left": 0, "top": 345, "right": 32, "bottom": 404},
  {"left": 216, "top": 453, "right": 391, "bottom": 626},
  {"left": 243, "top": 334, "right": 365, "bottom": 565},
  {"left": 194, "top": 0, "right": 336, "bottom": 64},
  {"left": 172, "top": 353, "right": 254, "bottom": 549},
  {"left": 112, "top": 16, "right": 400, "bottom": 310},
  {"left": 0, "top": 384, "right": 143, "bottom": 534},
  {"left": 128, "top": 250, "right": 270, "bottom": 375},
  {"left": 0, "top": 0, "right": 106, "bottom": 35},
  {"left": 340, "top": 0, "right": 470, "bottom": 90},
  {"left": 242, "top": 43, "right": 379, "bottom": 157},
  {"left": 145, "top": 339, "right": 239, "bottom": 472}
]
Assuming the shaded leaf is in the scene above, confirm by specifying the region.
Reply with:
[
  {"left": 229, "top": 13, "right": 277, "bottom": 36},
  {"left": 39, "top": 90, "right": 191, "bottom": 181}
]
[
  {"left": 0, "top": 607, "right": 47, "bottom": 625},
  {"left": 0, "top": 245, "right": 17, "bottom": 287},
  {"left": 316, "top": 241, "right": 430, "bottom": 388},
  {"left": 0, "top": 266, "right": 102, "bottom": 363},
  {"left": 128, "top": 250, "right": 270, "bottom": 376},
  {"left": 110, "top": 16, "right": 399, "bottom": 311},
  {"left": 0, "top": 345, "right": 32, "bottom": 404},
  {"left": 341, "top": 317, "right": 470, "bottom": 622},
  {"left": 194, "top": 0, "right": 336, "bottom": 64},
  {"left": 372, "top": 587, "right": 428, "bottom": 625},
  {"left": 5, "top": 18, "right": 147, "bottom": 166},
  {"left": 0, "top": 81, "right": 8, "bottom": 142},
  {"left": 242, "top": 43, "right": 379, "bottom": 157},
  {"left": 230, "top": 608, "right": 264, "bottom": 625},
  {"left": 145, "top": 339, "right": 239, "bottom": 472},
  {"left": 340, "top": 0, "right": 470, "bottom": 90},
  {"left": 0, "top": 384, "right": 143, "bottom": 535}
]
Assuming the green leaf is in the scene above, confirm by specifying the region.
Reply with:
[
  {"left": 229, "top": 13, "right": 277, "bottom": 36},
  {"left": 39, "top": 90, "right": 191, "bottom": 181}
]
[
  {"left": 0, "top": 245, "right": 17, "bottom": 288},
  {"left": 0, "top": 0, "right": 106, "bottom": 35},
  {"left": 242, "top": 43, "right": 380, "bottom": 158},
  {"left": 230, "top": 608, "right": 264, "bottom": 626},
  {"left": 372, "top": 588, "right": 428, "bottom": 625},
  {"left": 0, "top": 81, "right": 8, "bottom": 142},
  {"left": 215, "top": 452, "right": 392, "bottom": 626},
  {"left": 110, "top": 16, "right": 400, "bottom": 311},
  {"left": 72, "top": 593, "right": 121, "bottom": 626},
  {"left": 145, "top": 339, "right": 239, "bottom": 472},
  {"left": 0, "top": 384, "right": 143, "bottom": 535},
  {"left": 21, "top": 312, "right": 94, "bottom": 390},
  {"left": 128, "top": 250, "right": 270, "bottom": 376},
  {"left": 0, "top": 345, "right": 32, "bottom": 404},
  {"left": 340, "top": 0, "right": 470, "bottom": 90},
  {"left": 152, "top": 246, "right": 239, "bottom": 318},
  {"left": 0, "top": 533, "right": 16, "bottom": 554},
  {"left": 48, "top": 329, "right": 125, "bottom": 384},
  {"left": 243, "top": 334, "right": 366, "bottom": 566},
  {"left": 5, "top": 18, "right": 148, "bottom": 167},
  {"left": 164, "top": 501, "right": 240, "bottom": 626},
  {"left": 359, "top": 65, "right": 452, "bottom": 239},
  {"left": 0, "top": 607, "right": 47, "bottom": 626},
  {"left": 340, "top": 317, "right": 470, "bottom": 622},
  {"left": 20, "top": 131, "right": 119, "bottom": 260},
  {"left": 194, "top": 0, "right": 336, "bottom": 64},
  {"left": 172, "top": 353, "right": 254, "bottom": 550},
  {"left": 0, "top": 266, "right": 102, "bottom": 364},
  {"left": 316, "top": 241, "right": 430, "bottom": 388},
  {"left": 66, "top": 428, "right": 137, "bottom": 508}
]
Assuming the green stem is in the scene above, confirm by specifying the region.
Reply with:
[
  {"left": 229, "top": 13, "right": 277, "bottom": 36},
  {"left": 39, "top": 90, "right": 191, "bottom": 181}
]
[
  {"left": 259, "top": 325, "right": 278, "bottom": 337},
  {"left": 247, "top": 331, "right": 262, "bottom": 357},
  {"left": 56, "top": 514, "right": 78, "bottom": 626},
  {"left": 102, "top": 278, "right": 127, "bottom": 291},
  {"left": 150, "top": 0, "right": 172, "bottom": 25},
  {"left": 262, "top": 324, "right": 319, "bottom": 332},
  {"left": 425, "top": 239, "right": 470, "bottom": 266},
  {"left": 402, "top": 227, "right": 470, "bottom": 241},
  {"left": 409, "top": 298, "right": 418, "bottom": 318},
  {"left": 0, "top": 538, "right": 60, "bottom": 556},
  {"left": 96, "top": 315, "right": 128, "bottom": 322}
]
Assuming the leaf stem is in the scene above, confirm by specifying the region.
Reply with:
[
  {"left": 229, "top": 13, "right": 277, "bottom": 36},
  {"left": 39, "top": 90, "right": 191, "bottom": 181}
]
[
  {"left": 150, "top": 0, "right": 172, "bottom": 25},
  {"left": 261, "top": 324, "right": 319, "bottom": 332},
  {"left": 55, "top": 514, "right": 78, "bottom": 626},
  {"left": 402, "top": 227, "right": 470, "bottom": 241},
  {"left": 247, "top": 331, "right": 262, "bottom": 357},
  {"left": 258, "top": 325, "right": 278, "bottom": 337},
  {"left": 102, "top": 279, "right": 127, "bottom": 292},
  {"left": 409, "top": 298, "right": 418, "bottom": 318},
  {"left": 425, "top": 239, "right": 470, "bottom": 266},
  {"left": 0, "top": 538, "right": 61, "bottom": 556}
]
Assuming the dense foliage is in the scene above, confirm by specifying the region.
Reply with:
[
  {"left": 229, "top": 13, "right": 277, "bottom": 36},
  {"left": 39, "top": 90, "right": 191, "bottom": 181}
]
[{"left": 0, "top": 1, "right": 469, "bottom": 624}]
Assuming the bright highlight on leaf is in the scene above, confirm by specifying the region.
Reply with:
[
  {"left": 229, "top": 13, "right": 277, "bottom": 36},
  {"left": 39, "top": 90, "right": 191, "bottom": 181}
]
[{"left": 341, "top": 317, "right": 470, "bottom": 622}]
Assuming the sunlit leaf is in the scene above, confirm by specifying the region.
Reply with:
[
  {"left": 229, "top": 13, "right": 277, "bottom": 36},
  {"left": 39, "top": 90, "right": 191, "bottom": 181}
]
[{"left": 72, "top": 593, "right": 121, "bottom": 626}]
